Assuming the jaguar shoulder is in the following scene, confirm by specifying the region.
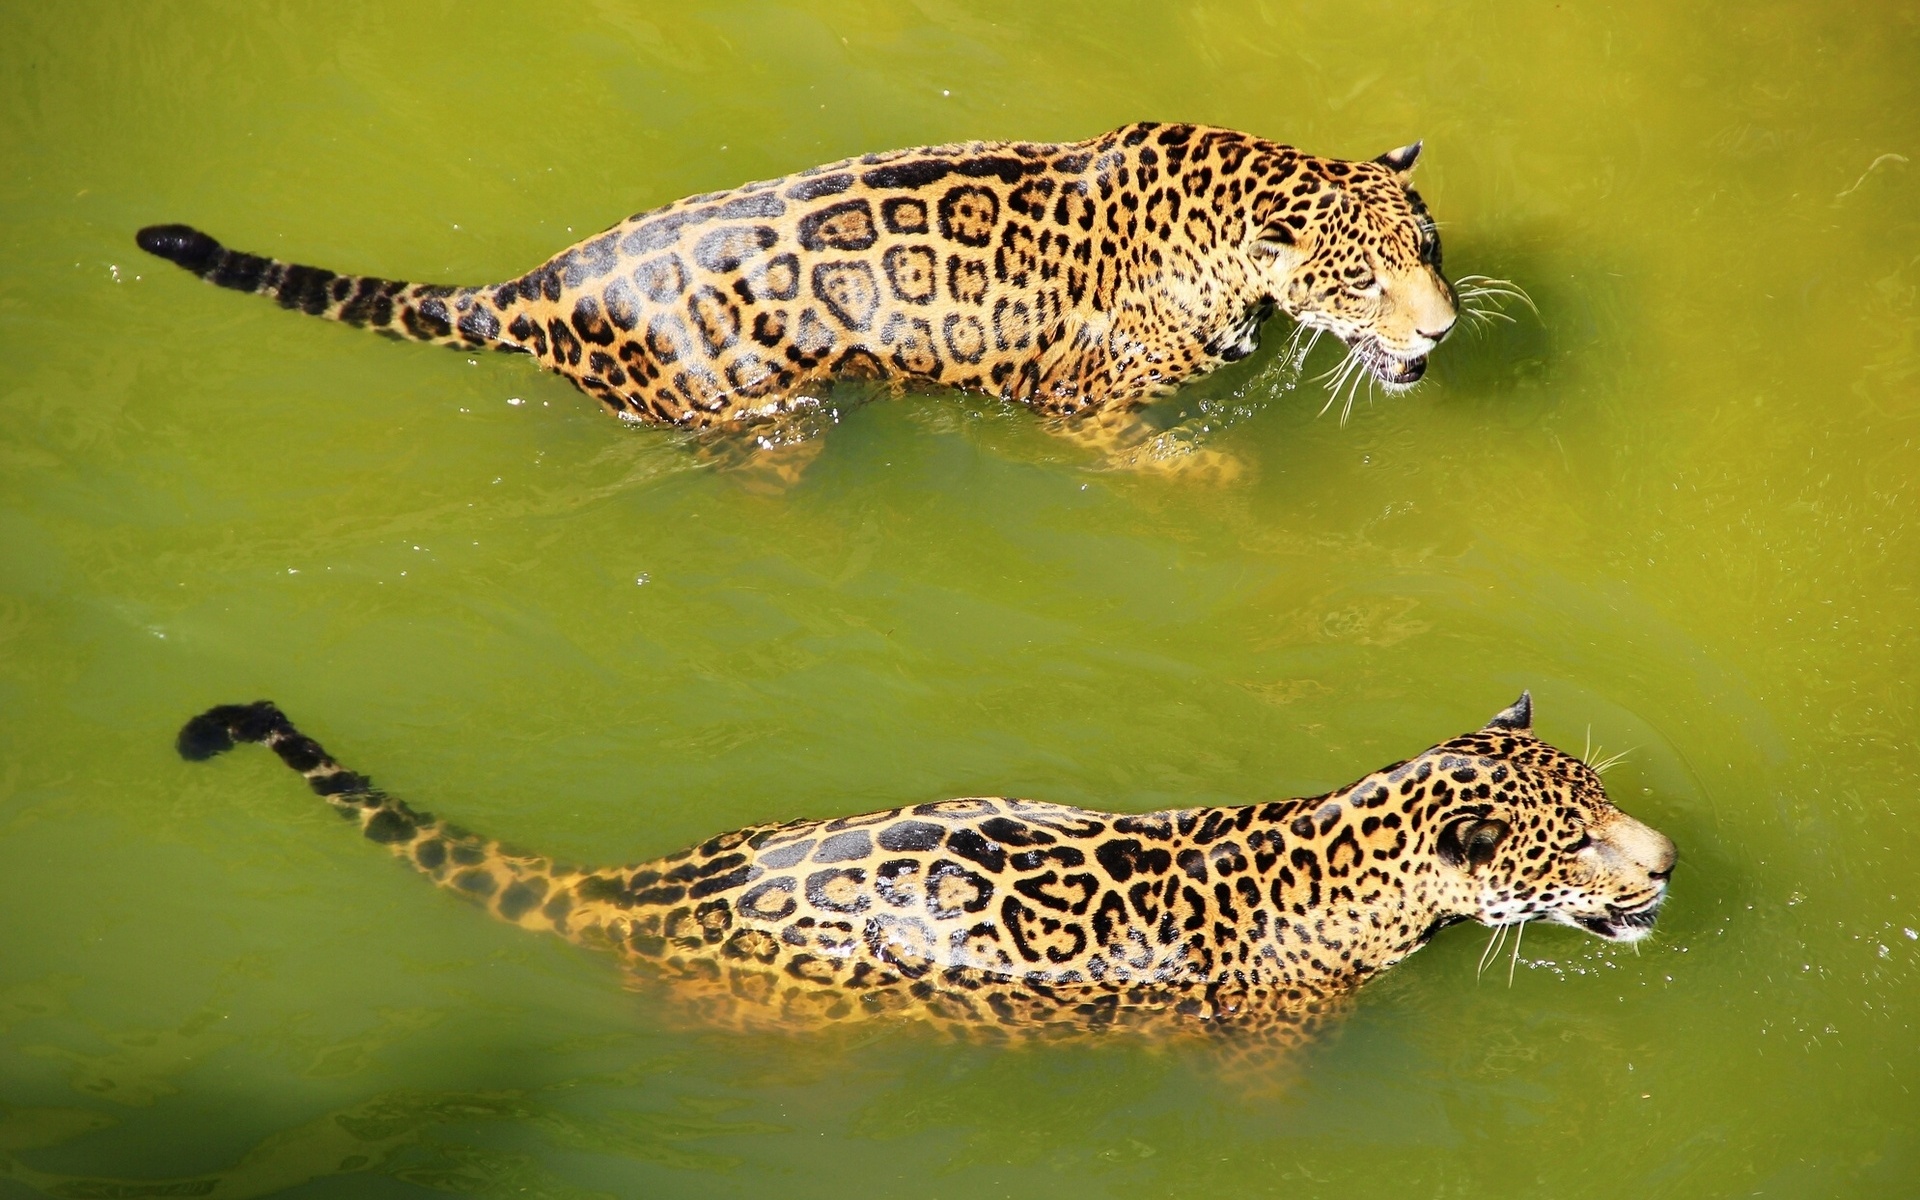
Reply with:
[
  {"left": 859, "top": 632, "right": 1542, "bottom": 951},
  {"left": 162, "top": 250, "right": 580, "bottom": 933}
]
[
  {"left": 177, "top": 692, "right": 1673, "bottom": 1046},
  {"left": 137, "top": 122, "right": 1457, "bottom": 449}
]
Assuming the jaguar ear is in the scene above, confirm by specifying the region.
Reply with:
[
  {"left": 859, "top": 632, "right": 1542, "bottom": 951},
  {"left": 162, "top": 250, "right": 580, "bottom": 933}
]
[
  {"left": 1484, "top": 691, "right": 1533, "bottom": 733},
  {"left": 1252, "top": 221, "right": 1304, "bottom": 267},
  {"left": 1376, "top": 140, "right": 1422, "bottom": 176}
]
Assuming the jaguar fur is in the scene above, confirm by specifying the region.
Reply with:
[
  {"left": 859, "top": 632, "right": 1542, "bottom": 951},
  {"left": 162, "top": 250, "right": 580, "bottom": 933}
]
[
  {"left": 176, "top": 693, "right": 1673, "bottom": 1048},
  {"left": 136, "top": 123, "right": 1456, "bottom": 446}
]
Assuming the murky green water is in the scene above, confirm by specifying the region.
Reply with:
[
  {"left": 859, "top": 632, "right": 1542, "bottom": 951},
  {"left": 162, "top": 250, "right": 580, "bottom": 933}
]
[{"left": 3, "top": 1, "right": 1917, "bottom": 1195}]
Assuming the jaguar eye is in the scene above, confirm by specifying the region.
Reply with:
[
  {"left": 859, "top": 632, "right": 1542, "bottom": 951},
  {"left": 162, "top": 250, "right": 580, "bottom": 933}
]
[
  {"left": 1416, "top": 218, "right": 1442, "bottom": 268},
  {"left": 1439, "top": 816, "right": 1511, "bottom": 873},
  {"left": 1568, "top": 831, "right": 1593, "bottom": 852},
  {"left": 1346, "top": 274, "right": 1381, "bottom": 296}
]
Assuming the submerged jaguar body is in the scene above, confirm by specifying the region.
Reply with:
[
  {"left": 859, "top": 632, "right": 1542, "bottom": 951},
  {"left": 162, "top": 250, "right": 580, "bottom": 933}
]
[
  {"left": 137, "top": 123, "right": 1457, "bottom": 442},
  {"left": 178, "top": 694, "right": 1673, "bottom": 1046}
]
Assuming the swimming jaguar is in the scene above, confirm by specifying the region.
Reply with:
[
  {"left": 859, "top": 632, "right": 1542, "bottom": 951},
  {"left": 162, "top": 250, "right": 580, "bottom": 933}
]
[
  {"left": 176, "top": 693, "right": 1673, "bottom": 1049},
  {"left": 136, "top": 122, "right": 1457, "bottom": 467}
]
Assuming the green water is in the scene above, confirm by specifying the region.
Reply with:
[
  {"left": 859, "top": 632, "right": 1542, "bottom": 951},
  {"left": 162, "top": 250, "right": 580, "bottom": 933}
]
[{"left": 3, "top": 1, "right": 1917, "bottom": 1195}]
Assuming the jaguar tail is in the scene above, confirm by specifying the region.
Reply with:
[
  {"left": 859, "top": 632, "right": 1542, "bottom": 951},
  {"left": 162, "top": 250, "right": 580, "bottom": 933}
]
[
  {"left": 134, "top": 224, "right": 527, "bottom": 352},
  {"left": 175, "top": 701, "right": 633, "bottom": 946}
]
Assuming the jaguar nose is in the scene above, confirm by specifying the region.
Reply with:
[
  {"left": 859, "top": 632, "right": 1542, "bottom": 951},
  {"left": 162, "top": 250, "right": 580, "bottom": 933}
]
[
  {"left": 1649, "top": 830, "right": 1677, "bottom": 877},
  {"left": 1601, "top": 815, "right": 1678, "bottom": 881},
  {"left": 1637, "top": 831, "right": 1677, "bottom": 888},
  {"left": 1417, "top": 317, "right": 1456, "bottom": 343}
]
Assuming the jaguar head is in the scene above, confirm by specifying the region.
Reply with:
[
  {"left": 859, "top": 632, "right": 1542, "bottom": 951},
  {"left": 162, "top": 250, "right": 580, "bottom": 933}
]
[
  {"left": 1250, "top": 141, "right": 1458, "bottom": 390},
  {"left": 1421, "top": 693, "right": 1677, "bottom": 945}
]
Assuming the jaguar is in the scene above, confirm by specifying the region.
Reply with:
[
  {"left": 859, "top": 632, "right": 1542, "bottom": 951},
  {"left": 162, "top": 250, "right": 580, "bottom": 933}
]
[
  {"left": 176, "top": 692, "right": 1674, "bottom": 1049},
  {"left": 136, "top": 122, "right": 1461, "bottom": 469}
]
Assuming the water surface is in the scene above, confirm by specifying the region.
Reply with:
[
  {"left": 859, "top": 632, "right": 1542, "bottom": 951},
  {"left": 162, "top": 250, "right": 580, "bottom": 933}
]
[{"left": 2, "top": 1, "right": 1917, "bottom": 1195}]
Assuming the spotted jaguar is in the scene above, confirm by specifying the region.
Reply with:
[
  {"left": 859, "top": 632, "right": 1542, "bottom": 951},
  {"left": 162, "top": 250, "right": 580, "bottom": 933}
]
[
  {"left": 136, "top": 123, "right": 1457, "bottom": 467},
  {"left": 176, "top": 692, "right": 1673, "bottom": 1048}
]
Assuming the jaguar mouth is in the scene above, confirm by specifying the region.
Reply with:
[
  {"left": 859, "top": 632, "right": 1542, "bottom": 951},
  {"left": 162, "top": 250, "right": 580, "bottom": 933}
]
[
  {"left": 1348, "top": 337, "right": 1427, "bottom": 388},
  {"left": 1376, "top": 353, "right": 1426, "bottom": 385},
  {"left": 1314, "top": 332, "right": 1432, "bottom": 420},
  {"left": 1575, "top": 901, "right": 1664, "bottom": 943}
]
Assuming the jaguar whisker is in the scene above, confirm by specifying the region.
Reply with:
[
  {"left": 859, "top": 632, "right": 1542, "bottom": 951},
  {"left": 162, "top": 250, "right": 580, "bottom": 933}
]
[{"left": 1478, "top": 921, "right": 1511, "bottom": 981}]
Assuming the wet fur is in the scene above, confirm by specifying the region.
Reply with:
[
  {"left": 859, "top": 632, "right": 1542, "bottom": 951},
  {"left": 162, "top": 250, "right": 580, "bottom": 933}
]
[
  {"left": 177, "top": 693, "right": 1673, "bottom": 1048},
  {"left": 138, "top": 123, "right": 1457, "bottom": 438}
]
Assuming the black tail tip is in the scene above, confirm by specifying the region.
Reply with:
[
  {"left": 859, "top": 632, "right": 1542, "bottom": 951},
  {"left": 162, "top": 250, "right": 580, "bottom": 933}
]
[
  {"left": 177, "top": 711, "right": 237, "bottom": 761},
  {"left": 177, "top": 701, "right": 286, "bottom": 761},
  {"left": 136, "top": 224, "right": 222, "bottom": 272}
]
